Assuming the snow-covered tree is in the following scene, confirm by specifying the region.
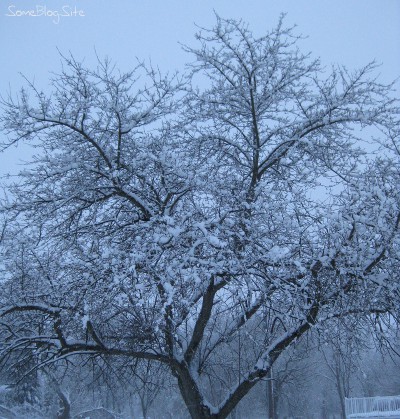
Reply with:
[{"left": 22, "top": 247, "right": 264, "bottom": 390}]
[{"left": 1, "top": 16, "right": 399, "bottom": 419}]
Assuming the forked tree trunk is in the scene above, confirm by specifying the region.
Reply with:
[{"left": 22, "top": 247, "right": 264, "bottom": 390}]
[
  {"left": 174, "top": 361, "right": 266, "bottom": 419},
  {"left": 175, "top": 365, "right": 214, "bottom": 419}
]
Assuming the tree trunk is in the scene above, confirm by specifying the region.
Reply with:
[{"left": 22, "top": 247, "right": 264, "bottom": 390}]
[
  {"left": 51, "top": 379, "right": 71, "bottom": 419},
  {"left": 266, "top": 368, "right": 276, "bottom": 419},
  {"left": 174, "top": 364, "right": 214, "bottom": 419},
  {"left": 56, "top": 390, "right": 71, "bottom": 419},
  {"left": 140, "top": 395, "right": 149, "bottom": 419}
]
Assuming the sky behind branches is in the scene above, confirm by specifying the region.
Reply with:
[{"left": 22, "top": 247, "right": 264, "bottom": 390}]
[{"left": 1, "top": 0, "right": 399, "bottom": 176}]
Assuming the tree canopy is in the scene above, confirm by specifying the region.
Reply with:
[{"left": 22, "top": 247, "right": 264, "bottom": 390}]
[{"left": 1, "top": 16, "right": 399, "bottom": 419}]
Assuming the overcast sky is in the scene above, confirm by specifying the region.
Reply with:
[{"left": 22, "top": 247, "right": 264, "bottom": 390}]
[{"left": 1, "top": 0, "right": 399, "bottom": 175}]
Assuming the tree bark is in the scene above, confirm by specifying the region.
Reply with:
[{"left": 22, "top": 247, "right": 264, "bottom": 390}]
[{"left": 174, "top": 363, "right": 214, "bottom": 419}]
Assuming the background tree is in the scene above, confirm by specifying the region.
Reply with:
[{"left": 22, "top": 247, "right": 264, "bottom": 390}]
[
  {"left": 1, "top": 16, "right": 399, "bottom": 419},
  {"left": 318, "top": 319, "right": 365, "bottom": 419},
  {"left": 130, "top": 360, "right": 169, "bottom": 419}
]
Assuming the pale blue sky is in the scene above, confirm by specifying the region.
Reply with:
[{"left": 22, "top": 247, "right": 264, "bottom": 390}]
[{"left": 1, "top": 0, "right": 399, "bottom": 175}]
